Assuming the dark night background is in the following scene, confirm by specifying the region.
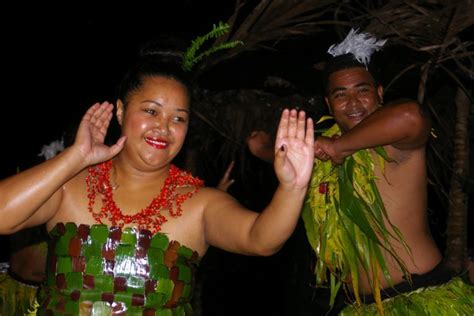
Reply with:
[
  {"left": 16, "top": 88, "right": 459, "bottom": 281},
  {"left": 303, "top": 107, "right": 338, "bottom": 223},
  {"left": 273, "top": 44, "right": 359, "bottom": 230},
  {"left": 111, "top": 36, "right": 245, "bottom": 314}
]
[
  {"left": 1, "top": 1, "right": 323, "bottom": 175},
  {"left": 1, "top": 2, "right": 230, "bottom": 174},
  {"left": 0, "top": 2, "right": 472, "bottom": 315}
]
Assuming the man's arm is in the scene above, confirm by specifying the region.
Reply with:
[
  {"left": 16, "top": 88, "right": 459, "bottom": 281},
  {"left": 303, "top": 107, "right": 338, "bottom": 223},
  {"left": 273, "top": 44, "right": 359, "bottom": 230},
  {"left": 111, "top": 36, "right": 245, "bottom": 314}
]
[{"left": 315, "top": 100, "right": 431, "bottom": 164}]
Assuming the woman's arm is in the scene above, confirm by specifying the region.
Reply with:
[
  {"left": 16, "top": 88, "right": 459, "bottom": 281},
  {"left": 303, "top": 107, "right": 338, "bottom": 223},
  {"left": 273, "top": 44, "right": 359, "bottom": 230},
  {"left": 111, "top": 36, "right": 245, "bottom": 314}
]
[
  {"left": 203, "top": 109, "right": 314, "bottom": 255},
  {"left": 0, "top": 102, "right": 126, "bottom": 234}
]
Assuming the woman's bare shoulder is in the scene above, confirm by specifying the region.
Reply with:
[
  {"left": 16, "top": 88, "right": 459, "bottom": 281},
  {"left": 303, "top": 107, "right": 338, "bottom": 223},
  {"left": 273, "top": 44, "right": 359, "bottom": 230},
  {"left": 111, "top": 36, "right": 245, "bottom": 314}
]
[{"left": 186, "top": 186, "right": 240, "bottom": 211}]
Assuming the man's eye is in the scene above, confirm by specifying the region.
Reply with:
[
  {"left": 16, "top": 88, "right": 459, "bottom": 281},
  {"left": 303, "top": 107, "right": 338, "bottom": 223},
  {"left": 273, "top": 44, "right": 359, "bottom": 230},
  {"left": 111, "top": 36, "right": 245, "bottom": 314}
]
[
  {"left": 145, "top": 109, "right": 157, "bottom": 115},
  {"left": 172, "top": 116, "right": 187, "bottom": 123}
]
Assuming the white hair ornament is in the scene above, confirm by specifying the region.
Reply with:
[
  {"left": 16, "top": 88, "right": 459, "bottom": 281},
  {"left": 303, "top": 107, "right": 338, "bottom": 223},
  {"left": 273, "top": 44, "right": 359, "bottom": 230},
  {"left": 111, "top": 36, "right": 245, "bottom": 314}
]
[
  {"left": 38, "top": 138, "right": 64, "bottom": 160},
  {"left": 327, "top": 28, "right": 387, "bottom": 67}
]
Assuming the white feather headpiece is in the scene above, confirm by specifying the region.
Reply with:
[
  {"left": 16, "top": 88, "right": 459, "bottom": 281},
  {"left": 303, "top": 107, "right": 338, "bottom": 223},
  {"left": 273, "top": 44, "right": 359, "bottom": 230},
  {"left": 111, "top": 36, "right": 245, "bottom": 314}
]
[{"left": 327, "top": 28, "right": 387, "bottom": 67}]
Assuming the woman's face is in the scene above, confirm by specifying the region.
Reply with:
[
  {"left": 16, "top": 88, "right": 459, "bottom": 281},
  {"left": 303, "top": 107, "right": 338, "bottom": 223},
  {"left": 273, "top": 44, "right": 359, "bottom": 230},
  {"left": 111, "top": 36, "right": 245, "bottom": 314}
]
[{"left": 117, "top": 76, "right": 190, "bottom": 168}]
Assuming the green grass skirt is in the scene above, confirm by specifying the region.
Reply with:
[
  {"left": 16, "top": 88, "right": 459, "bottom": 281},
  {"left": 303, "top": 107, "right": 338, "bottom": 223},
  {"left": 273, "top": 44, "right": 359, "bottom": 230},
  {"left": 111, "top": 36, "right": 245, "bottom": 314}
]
[
  {"left": 340, "top": 277, "right": 474, "bottom": 315},
  {"left": 0, "top": 271, "right": 39, "bottom": 315}
]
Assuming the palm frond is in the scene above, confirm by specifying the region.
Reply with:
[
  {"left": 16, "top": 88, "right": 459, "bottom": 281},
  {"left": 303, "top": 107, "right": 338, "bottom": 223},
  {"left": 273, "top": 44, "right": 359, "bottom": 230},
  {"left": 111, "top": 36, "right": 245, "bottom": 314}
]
[
  {"left": 304, "top": 123, "right": 412, "bottom": 314},
  {"left": 196, "top": 0, "right": 342, "bottom": 74},
  {"left": 182, "top": 21, "right": 243, "bottom": 71}
]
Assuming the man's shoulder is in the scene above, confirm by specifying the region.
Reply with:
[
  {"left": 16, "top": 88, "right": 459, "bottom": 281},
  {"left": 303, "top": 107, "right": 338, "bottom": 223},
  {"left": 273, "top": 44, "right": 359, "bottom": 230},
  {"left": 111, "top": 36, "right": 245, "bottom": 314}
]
[
  {"left": 385, "top": 98, "right": 419, "bottom": 107},
  {"left": 385, "top": 98, "right": 431, "bottom": 127}
]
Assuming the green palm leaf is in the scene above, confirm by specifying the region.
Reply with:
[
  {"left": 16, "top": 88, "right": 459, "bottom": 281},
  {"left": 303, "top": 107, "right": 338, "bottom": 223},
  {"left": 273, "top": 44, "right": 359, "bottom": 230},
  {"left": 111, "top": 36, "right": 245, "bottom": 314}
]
[
  {"left": 303, "top": 123, "right": 412, "bottom": 314},
  {"left": 182, "top": 21, "right": 243, "bottom": 71}
]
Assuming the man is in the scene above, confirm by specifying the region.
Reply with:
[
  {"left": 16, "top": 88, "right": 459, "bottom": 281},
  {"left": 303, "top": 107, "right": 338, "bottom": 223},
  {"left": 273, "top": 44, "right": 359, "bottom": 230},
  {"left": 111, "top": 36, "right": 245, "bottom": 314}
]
[{"left": 305, "top": 29, "right": 473, "bottom": 314}]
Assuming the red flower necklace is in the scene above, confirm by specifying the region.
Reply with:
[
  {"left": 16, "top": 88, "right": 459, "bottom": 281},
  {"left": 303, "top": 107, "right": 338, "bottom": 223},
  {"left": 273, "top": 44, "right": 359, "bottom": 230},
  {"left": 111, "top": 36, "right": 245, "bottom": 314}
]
[{"left": 86, "top": 160, "right": 204, "bottom": 233}]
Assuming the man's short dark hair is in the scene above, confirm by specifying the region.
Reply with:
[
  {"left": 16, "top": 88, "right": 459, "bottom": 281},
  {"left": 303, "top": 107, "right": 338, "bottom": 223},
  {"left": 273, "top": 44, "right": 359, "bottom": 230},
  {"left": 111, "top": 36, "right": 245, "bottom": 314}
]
[{"left": 322, "top": 53, "right": 381, "bottom": 94}]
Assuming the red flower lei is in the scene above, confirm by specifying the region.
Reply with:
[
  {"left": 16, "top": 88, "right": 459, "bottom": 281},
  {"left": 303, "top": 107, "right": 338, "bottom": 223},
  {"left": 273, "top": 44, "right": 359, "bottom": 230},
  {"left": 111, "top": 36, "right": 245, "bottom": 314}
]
[{"left": 86, "top": 160, "right": 204, "bottom": 233}]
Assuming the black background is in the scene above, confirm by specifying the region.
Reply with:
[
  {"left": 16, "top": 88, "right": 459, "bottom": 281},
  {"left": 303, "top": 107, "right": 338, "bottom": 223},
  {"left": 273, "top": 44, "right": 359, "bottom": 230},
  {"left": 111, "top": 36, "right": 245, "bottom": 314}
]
[
  {"left": 0, "top": 1, "right": 235, "bottom": 174},
  {"left": 0, "top": 1, "right": 323, "bottom": 175}
]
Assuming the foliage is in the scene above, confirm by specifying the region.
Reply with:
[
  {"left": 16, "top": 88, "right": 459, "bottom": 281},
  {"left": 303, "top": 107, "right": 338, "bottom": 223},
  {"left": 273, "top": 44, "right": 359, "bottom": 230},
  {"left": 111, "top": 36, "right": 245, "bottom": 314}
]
[
  {"left": 340, "top": 277, "right": 474, "bottom": 316},
  {"left": 0, "top": 272, "right": 39, "bottom": 315},
  {"left": 303, "top": 121, "right": 411, "bottom": 315},
  {"left": 182, "top": 21, "right": 243, "bottom": 72},
  {"left": 195, "top": 0, "right": 346, "bottom": 75}
]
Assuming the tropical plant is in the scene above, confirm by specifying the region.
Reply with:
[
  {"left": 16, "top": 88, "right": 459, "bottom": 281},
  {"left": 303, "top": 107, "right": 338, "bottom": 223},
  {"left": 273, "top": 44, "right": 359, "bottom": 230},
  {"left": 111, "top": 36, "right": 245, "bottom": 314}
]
[{"left": 182, "top": 21, "right": 243, "bottom": 72}]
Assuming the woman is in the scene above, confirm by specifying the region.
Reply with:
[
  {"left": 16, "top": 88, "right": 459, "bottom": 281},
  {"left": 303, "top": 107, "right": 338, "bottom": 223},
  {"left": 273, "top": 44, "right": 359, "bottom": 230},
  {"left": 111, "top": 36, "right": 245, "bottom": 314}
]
[{"left": 0, "top": 54, "right": 314, "bottom": 315}]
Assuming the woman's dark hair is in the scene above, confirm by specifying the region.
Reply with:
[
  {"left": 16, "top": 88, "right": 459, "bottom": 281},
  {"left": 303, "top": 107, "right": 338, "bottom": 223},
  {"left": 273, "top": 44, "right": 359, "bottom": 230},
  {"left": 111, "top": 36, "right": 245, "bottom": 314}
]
[
  {"left": 322, "top": 53, "right": 381, "bottom": 94},
  {"left": 117, "top": 50, "right": 194, "bottom": 106}
]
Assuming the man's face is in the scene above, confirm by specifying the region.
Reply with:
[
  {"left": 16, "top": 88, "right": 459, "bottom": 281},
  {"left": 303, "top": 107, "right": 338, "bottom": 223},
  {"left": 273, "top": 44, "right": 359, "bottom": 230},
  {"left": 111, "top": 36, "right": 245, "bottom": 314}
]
[{"left": 325, "top": 67, "right": 383, "bottom": 132}]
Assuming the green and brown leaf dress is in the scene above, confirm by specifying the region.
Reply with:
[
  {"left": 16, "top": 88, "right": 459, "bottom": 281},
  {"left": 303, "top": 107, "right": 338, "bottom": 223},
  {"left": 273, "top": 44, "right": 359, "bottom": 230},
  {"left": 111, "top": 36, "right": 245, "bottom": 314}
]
[{"left": 38, "top": 222, "right": 199, "bottom": 316}]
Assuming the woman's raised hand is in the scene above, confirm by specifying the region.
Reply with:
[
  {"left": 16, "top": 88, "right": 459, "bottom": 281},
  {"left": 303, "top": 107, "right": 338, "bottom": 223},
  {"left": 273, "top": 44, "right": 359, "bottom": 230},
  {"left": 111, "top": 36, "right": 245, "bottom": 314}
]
[
  {"left": 74, "top": 102, "right": 126, "bottom": 166},
  {"left": 273, "top": 109, "right": 314, "bottom": 190}
]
